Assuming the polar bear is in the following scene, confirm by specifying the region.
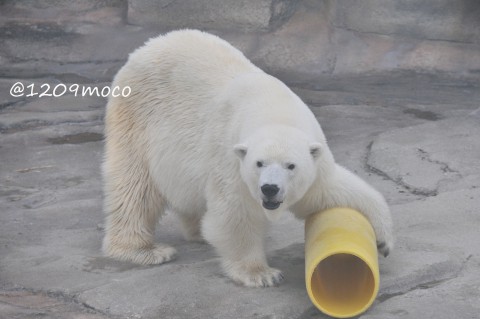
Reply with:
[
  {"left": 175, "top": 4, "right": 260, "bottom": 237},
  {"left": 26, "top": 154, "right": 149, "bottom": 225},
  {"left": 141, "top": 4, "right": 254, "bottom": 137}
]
[{"left": 102, "top": 29, "right": 393, "bottom": 287}]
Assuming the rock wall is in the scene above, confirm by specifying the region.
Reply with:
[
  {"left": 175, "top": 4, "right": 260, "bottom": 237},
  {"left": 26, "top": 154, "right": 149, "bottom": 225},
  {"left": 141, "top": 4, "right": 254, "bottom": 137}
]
[
  {"left": 1, "top": 2, "right": 480, "bottom": 319},
  {"left": 0, "top": 0, "right": 479, "bottom": 82},
  {"left": 127, "top": 0, "right": 299, "bottom": 32}
]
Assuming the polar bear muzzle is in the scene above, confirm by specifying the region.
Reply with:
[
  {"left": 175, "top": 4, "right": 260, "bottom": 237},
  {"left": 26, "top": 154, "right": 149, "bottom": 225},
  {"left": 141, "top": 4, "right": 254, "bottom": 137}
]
[{"left": 261, "top": 184, "right": 282, "bottom": 210}]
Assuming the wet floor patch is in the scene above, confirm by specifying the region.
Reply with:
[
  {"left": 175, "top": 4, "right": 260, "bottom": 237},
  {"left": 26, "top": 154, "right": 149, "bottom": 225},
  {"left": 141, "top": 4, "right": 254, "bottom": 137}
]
[
  {"left": 48, "top": 132, "right": 103, "bottom": 144},
  {"left": 403, "top": 108, "right": 442, "bottom": 121},
  {"left": 82, "top": 256, "right": 146, "bottom": 273}
]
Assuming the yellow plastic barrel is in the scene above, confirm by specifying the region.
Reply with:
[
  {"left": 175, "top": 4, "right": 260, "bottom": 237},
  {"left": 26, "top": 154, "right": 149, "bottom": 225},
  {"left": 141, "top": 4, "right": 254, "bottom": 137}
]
[{"left": 305, "top": 207, "right": 380, "bottom": 318}]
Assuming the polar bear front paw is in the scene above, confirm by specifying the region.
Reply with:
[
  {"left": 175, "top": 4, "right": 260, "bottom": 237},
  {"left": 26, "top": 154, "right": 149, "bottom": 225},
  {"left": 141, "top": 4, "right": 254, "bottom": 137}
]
[
  {"left": 375, "top": 225, "right": 394, "bottom": 258},
  {"left": 226, "top": 263, "right": 284, "bottom": 287},
  {"left": 377, "top": 241, "right": 392, "bottom": 258},
  {"left": 371, "top": 216, "right": 394, "bottom": 258}
]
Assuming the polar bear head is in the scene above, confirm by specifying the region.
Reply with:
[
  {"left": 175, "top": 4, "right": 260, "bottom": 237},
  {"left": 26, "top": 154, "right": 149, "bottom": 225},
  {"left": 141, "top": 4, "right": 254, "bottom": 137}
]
[{"left": 234, "top": 126, "right": 322, "bottom": 219}]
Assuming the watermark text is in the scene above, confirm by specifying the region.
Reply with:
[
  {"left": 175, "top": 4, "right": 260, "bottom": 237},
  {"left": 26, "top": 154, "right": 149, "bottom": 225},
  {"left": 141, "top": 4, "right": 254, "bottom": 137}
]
[{"left": 10, "top": 82, "right": 131, "bottom": 98}]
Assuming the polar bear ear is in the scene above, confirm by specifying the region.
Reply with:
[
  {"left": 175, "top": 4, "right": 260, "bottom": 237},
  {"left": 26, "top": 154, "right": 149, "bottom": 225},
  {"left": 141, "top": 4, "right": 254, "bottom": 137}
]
[
  {"left": 310, "top": 143, "right": 322, "bottom": 159},
  {"left": 233, "top": 144, "right": 248, "bottom": 160}
]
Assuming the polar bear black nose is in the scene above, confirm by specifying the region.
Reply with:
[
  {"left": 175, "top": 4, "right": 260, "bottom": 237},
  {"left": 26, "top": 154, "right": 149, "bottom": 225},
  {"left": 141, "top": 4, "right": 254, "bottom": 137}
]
[{"left": 261, "top": 184, "right": 279, "bottom": 197}]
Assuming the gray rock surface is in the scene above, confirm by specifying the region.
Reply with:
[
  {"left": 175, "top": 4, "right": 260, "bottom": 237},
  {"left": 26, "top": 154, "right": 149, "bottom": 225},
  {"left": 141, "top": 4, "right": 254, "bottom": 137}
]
[
  {"left": 333, "top": 0, "right": 480, "bottom": 44},
  {"left": 1, "top": 1, "right": 480, "bottom": 318},
  {"left": 2, "top": 0, "right": 480, "bottom": 79},
  {"left": 368, "top": 118, "right": 480, "bottom": 196},
  {"left": 127, "top": 0, "right": 298, "bottom": 32}
]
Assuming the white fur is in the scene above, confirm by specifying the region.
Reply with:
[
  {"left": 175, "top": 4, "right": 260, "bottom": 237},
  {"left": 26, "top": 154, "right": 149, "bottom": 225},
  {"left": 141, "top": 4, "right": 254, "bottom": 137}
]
[{"left": 102, "top": 30, "right": 393, "bottom": 287}]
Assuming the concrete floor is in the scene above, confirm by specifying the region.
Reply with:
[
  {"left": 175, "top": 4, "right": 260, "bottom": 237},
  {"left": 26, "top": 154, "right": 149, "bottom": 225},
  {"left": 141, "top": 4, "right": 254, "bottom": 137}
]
[
  {"left": 1, "top": 68, "right": 479, "bottom": 318},
  {"left": 1, "top": 2, "right": 480, "bottom": 317}
]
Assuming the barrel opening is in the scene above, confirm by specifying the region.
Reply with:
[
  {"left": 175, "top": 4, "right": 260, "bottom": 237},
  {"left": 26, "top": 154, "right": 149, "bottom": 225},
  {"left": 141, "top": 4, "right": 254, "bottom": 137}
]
[{"left": 310, "top": 253, "right": 375, "bottom": 317}]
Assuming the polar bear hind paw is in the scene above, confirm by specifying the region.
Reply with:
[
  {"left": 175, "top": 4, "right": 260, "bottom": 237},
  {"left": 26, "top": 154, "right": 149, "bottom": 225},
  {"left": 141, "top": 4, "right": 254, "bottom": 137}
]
[
  {"left": 105, "top": 243, "right": 177, "bottom": 265},
  {"left": 228, "top": 264, "right": 284, "bottom": 287}
]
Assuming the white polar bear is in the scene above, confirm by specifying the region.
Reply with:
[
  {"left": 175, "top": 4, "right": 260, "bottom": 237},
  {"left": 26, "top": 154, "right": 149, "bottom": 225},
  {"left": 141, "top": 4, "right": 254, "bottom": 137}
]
[{"left": 102, "top": 29, "right": 393, "bottom": 287}]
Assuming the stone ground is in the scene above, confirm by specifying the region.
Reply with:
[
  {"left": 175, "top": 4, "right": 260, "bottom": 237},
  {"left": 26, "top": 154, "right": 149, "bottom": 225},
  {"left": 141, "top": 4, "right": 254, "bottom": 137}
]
[
  {"left": 1, "top": 1, "right": 480, "bottom": 318},
  {"left": 1, "top": 69, "right": 480, "bottom": 319}
]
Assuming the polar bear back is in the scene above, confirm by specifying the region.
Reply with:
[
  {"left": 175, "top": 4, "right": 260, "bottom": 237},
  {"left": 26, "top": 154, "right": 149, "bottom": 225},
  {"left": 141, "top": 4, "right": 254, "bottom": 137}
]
[
  {"left": 105, "top": 29, "right": 327, "bottom": 215},
  {"left": 119, "top": 30, "right": 258, "bottom": 106}
]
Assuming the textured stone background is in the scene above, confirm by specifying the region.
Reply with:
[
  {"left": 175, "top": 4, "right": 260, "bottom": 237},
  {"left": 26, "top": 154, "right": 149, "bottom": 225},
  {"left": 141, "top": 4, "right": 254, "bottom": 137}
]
[
  {"left": 1, "top": 1, "right": 479, "bottom": 319},
  {"left": 1, "top": 0, "right": 480, "bottom": 81}
]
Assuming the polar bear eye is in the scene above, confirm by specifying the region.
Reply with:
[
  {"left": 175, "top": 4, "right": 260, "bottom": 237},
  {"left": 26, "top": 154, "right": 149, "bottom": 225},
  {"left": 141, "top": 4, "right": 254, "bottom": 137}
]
[
  {"left": 256, "top": 161, "right": 264, "bottom": 168},
  {"left": 287, "top": 163, "right": 295, "bottom": 170}
]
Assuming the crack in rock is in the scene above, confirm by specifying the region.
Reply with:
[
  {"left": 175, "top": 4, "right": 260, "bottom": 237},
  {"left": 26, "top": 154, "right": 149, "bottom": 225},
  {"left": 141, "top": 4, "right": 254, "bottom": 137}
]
[
  {"left": 365, "top": 141, "right": 438, "bottom": 197},
  {"left": 378, "top": 254, "right": 473, "bottom": 304},
  {"left": 377, "top": 277, "right": 453, "bottom": 303},
  {"left": 416, "top": 148, "right": 459, "bottom": 174}
]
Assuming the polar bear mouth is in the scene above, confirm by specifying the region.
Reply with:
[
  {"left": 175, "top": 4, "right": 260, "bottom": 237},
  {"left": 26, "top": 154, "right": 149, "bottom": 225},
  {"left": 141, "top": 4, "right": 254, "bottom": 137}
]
[{"left": 262, "top": 200, "right": 282, "bottom": 210}]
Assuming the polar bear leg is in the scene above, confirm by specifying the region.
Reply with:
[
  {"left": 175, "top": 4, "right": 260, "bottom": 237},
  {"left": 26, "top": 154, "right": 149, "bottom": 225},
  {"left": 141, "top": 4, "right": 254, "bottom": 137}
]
[
  {"left": 177, "top": 212, "right": 205, "bottom": 242},
  {"left": 202, "top": 193, "right": 283, "bottom": 287},
  {"left": 102, "top": 152, "right": 176, "bottom": 265},
  {"left": 323, "top": 164, "right": 394, "bottom": 257}
]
